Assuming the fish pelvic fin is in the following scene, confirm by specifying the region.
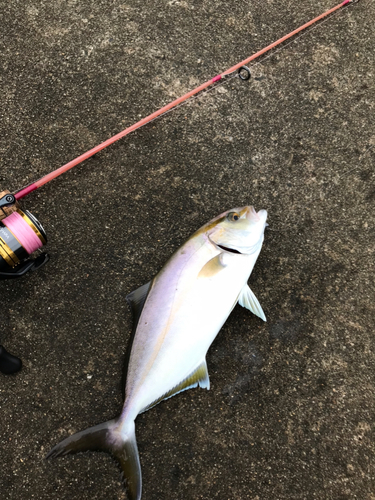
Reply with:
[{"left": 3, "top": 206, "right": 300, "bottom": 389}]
[
  {"left": 141, "top": 359, "right": 210, "bottom": 413},
  {"left": 46, "top": 418, "right": 141, "bottom": 500},
  {"left": 238, "top": 284, "right": 266, "bottom": 322}
]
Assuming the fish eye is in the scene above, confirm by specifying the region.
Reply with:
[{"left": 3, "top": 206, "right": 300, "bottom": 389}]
[{"left": 227, "top": 212, "right": 240, "bottom": 222}]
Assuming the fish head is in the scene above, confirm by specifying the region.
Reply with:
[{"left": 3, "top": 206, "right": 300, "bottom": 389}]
[{"left": 206, "top": 206, "right": 267, "bottom": 255}]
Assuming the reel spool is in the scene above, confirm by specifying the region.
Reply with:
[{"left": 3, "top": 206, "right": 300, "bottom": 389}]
[{"left": 0, "top": 190, "right": 49, "bottom": 280}]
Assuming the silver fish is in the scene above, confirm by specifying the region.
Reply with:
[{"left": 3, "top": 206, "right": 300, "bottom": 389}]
[{"left": 47, "top": 205, "right": 268, "bottom": 499}]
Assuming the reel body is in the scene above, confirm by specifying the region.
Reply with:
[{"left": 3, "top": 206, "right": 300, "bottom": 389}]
[{"left": 0, "top": 191, "right": 49, "bottom": 280}]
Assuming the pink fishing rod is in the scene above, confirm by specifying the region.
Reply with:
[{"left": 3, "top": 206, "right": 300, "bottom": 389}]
[{"left": 15, "top": 0, "right": 357, "bottom": 201}]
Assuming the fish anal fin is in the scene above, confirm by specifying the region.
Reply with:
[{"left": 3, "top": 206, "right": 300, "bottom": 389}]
[
  {"left": 141, "top": 359, "right": 210, "bottom": 413},
  {"left": 238, "top": 284, "right": 266, "bottom": 321}
]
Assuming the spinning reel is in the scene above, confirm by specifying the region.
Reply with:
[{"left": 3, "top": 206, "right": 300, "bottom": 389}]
[{"left": 0, "top": 190, "right": 49, "bottom": 374}]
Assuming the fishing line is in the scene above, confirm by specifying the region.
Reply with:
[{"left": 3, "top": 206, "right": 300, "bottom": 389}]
[
  {"left": 0, "top": 0, "right": 364, "bottom": 281},
  {"left": 128, "top": 0, "right": 366, "bottom": 168},
  {"left": 334, "top": 143, "right": 375, "bottom": 184},
  {"left": 267, "top": 141, "right": 374, "bottom": 234},
  {"left": 119, "top": 0, "right": 357, "bottom": 142},
  {"left": 2, "top": 212, "right": 44, "bottom": 255},
  {"left": 246, "top": 1, "right": 360, "bottom": 72},
  {"left": 156, "top": 0, "right": 365, "bottom": 116},
  {"left": 320, "top": 142, "right": 374, "bottom": 201},
  {"left": 13, "top": 0, "right": 360, "bottom": 201},
  {"left": 253, "top": 0, "right": 373, "bottom": 232}
]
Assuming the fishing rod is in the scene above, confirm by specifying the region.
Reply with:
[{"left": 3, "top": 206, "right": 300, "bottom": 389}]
[
  {"left": 0, "top": 0, "right": 360, "bottom": 283},
  {"left": 14, "top": 0, "right": 359, "bottom": 202}
]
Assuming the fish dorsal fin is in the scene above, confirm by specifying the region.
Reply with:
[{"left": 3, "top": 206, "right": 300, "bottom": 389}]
[
  {"left": 126, "top": 281, "right": 152, "bottom": 329},
  {"left": 238, "top": 284, "right": 266, "bottom": 322},
  {"left": 140, "top": 359, "right": 210, "bottom": 414}
]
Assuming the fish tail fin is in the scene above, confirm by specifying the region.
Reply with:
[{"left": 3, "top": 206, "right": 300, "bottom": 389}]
[{"left": 46, "top": 418, "right": 141, "bottom": 500}]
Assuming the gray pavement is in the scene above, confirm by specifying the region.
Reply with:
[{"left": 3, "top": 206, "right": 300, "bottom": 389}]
[{"left": 1, "top": 1, "right": 374, "bottom": 499}]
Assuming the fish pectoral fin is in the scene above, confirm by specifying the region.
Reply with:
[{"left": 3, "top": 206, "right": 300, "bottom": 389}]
[
  {"left": 126, "top": 281, "right": 152, "bottom": 326},
  {"left": 198, "top": 253, "right": 228, "bottom": 278},
  {"left": 140, "top": 359, "right": 210, "bottom": 413},
  {"left": 238, "top": 284, "right": 266, "bottom": 322}
]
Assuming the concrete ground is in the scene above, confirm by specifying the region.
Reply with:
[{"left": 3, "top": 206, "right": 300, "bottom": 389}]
[{"left": 1, "top": 0, "right": 374, "bottom": 499}]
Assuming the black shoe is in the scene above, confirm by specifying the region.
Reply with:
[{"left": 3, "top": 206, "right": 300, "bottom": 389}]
[{"left": 0, "top": 345, "right": 22, "bottom": 374}]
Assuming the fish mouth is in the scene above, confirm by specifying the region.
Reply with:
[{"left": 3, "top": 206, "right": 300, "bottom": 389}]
[
  {"left": 217, "top": 244, "right": 242, "bottom": 254},
  {"left": 208, "top": 235, "right": 243, "bottom": 254},
  {"left": 245, "top": 206, "right": 267, "bottom": 223}
]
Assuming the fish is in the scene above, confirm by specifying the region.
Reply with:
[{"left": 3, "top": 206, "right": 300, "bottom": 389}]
[{"left": 46, "top": 205, "right": 268, "bottom": 499}]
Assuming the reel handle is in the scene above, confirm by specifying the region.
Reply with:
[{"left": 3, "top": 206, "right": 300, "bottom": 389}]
[{"left": 0, "top": 190, "right": 20, "bottom": 221}]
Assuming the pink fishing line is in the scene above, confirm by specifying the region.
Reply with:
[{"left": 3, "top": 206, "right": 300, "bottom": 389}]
[{"left": 3, "top": 212, "right": 43, "bottom": 254}]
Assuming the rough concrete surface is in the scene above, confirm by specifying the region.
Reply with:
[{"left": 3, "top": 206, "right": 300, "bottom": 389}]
[{"left": 0, "top": 0, "right": 374, "bottom": 499}]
